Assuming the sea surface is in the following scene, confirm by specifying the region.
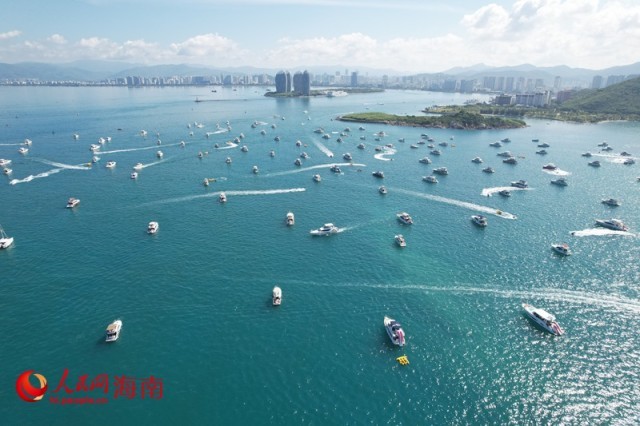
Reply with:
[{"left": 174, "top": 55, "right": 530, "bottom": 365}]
[{"left": 1, "top": 86, "right": 639, "bottom": 425}]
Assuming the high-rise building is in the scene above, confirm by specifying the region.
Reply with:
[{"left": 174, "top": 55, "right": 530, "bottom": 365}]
[
  {"left": 605, "top": 75, "right": 625, "bottom": 87},
  {"left": 275, "top": 71, "right": 291, "bottom": 93},
  {"left": 301, "top": 70, "right": 310, "bottom": 95},
  {"left": 351, "top": 71, "right": 358, "bottom": 87},
  {"left": 591, "top": 75, "right": 603, "bottom": 89},
  {"left": 553, "top": 76, "right": 562, "bottom": 90}
]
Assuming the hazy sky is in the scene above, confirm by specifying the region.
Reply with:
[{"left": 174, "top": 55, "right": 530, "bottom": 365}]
[{"left": 1, "top": 0, "right": 639, "bottom": 73}]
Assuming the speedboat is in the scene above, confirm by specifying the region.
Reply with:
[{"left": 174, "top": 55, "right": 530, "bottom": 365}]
[
  {"left": 551, "top": 243, "right": 571, "bottom": 256},
  {"left": 430, "top": 149, "right": 441, "bottom": 156},
  {"left": 482, "top": 167, "right": 495, "bottom": 173},
  {"left": 433, "top": 167, "right": 448, "bottom": 175},
  {"left": 294, "top": 158, "right": 302, "bottom": 166},
  {"left": 313, "top": 174, "right": 322, "bottom": 182},
  {"left": 106, "top": 161, "right": 116, "bottom": 168},
  {"left": 156, "top": 150, "right": 163, "bottom": 158},
  {"left": 225, "top": 157, "right": 232, "bottom": 164},
  {"left": 219, "top": 192, "right": 227, "bottom": 203},
  {"left": 0, "top": 226, "right": 14, "bottom": 249},
  {"left": 269, "top": 150, "right": 275, "bottom": 157},
  {"left": 310, "top": 223, "right": 339, "bottom": 236},
  {"left": 510, "top": 180, "right": 528, "bottom": 188},
  {"left": 372, "top": 171, "right": 384, "bottom": 178},
  {"left": 383, "top": 316, "right": 406, "bottom": 346},
  {"left": 620, "top": 151, "right": 632, "bottom": 156},
  {"left": 397, "top": 212, "right": 413, "bottom": 225},
  {"left": 419, "top": 157, "right": 432, "bottom": 164},
  {"left": 343, "top": 153, "right": 353, "bottom": 161},
  {"left": 330, "top": 165, "right": 341, "bottom": 173},
  {"left": 300, "top": 152, "right": 309, "bottom": 159},
  {"left": 90, "top": 144, "right": 101, "bottom": 151},
  {"left": 595, "top": 218, "right": 628, "bottom": 231},
  {"left": 588, "top": 160, "right": 601, "bottom": 167},
  {"left": 551, "top": 178, "right": 568, "bottom": 186},
  {"left": 147, "top": 221, "right": 159, "bottom": 234},
  {"left": 272, "top": 286, "right": 282, "bottom": 306},
  {"left": 489, "top": 141, "right": 502, "bottom": 147},
  {"left": 357, "top": 143, "right": 366, "bottom": 150},
  {"left": 601, "top": 198, "right": 620, "bottom": 207},
  {"left": 130, "top": 172, "right": 138, "bottom": 179},
  {"left": 498, "top": 189, "right": 511, "bottom": 197},
  {"left": 3, "top": 168, "right": 12, "bottom": 175},
  {"left": 66, "top": 197, "right": 80, "bottom": 208},
  {"left": 623, "top": 158, "right": 635, "bottom": 165},
  {"left": 0, "top": 159, "right": 11, "bottom": 167},
  {"left": 92, "top": 156, "right": 100, "bottom": 163},
  {"left": 502, "top": 157, "right": 517, "bottom": 164},
  {"left": 581, "top": 152, "right": 592, "bottom": 157},
  {"left": 542, "top": 163, "right": 557, "bottom": 170},
  {"left": 395, "top": 234, "right": 406, "bottom": 247},
  {"left": 522, "top": 303, "right": 564, "bottom": 335},
  {"left": 286, "top": 212, "right": 295, "bottom": 226},
  {"left": 18, "top": 147, "right": 28, "bottom": 154},
  {"left": 423, "top": 175, "right": 438, "bottom": 183},
  {"left": 379, "top": 186, "right": 388, "bottom": 194},
  {"left": 501, "top": 138, "right": 511, "bottom": 143},
  {"left": 471, "top": 215, "right": 488, "bottom": 227},
  {"left": 241, "top": 145, "right": 249, "bottom": 152},
  {"left": 471, "top": 157, "right": 483, "bottom": 163},
  {"left": 133, "top": 163, "right": 143, "bottom": 170},
  {"left": 538, "top": 143, "right": 550, "bottom": 148},
  {"left": 497, "top": 151, "right": 512, "bottom": 157},
  {"left": 105, "top": 319, "right": 122, "bottom": 342},
  {"left": 252, "top": 165, "right": 259, "bottom": 174}
]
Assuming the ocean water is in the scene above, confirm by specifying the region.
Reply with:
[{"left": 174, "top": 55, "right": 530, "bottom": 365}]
[{"left": 1, "top": 86, "right": 639, "bottom": 425}]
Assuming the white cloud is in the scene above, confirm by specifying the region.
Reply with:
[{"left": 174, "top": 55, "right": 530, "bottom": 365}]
[
  {"left": 47, "top": 34, "right": 67, "bottom": 44},
  {"left": 170, "top": 34, "right": 246, "bottom": 63},
  {"left": 0, "top": 30, "right": 21, "bottom": 40}
]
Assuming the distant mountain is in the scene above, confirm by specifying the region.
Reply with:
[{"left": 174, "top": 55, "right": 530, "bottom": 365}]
[{"left": 561, "top": 76, "right": 640, "bottom": 115}]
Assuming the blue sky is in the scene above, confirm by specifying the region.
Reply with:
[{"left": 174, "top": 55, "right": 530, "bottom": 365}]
[{"left": 1, "top": 0, "right": 639, "bottom": 73}]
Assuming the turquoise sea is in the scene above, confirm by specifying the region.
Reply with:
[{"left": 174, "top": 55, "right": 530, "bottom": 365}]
[{"left": 1, "top": 86, "right": 639, "bottom": 425}]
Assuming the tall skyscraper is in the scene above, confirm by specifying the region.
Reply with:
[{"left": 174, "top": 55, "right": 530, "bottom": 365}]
[
  {"left": 591, "top": 75, "right": 603, "bottom": 89},
  {"left": 275, "top": 71, "right": 291, "bottom": 93},
  {"left": 351, "top": 71, "right": 358, "bottom": 87}
]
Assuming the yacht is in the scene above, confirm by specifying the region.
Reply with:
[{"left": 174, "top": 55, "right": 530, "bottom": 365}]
[
  {"left": 322, "top": 133, "right": 331, "bottom": 139},
  {"left": 105, "top": 319, "right": 122, "bottom": 342},
  {"left": 285, "top": 212, "right": 295, "bottom": 226},
  {"left": 261, "top": 130, "right": 267, "bottom": 135},
  {"left": 419, "top": 157, "right": 432, "bottom": 164},
  {"left": 395, "top": 234, "right": 406, "bottom": 247},
  {"left": 3, "top": 168, "right": 11, "bottom": 175},
  {"left": 595, "top": 218, "right": 628, "bottom": 231},
  {"left": 133, "top": 163, "right": 143, "bottom": 170},
  {"left": 510, "top": 180, "right": 528, "bottom": 188},
  {"left": 438, "top": 141, "right": 448, "bottom": 147},
  {"left": 471, "top": 215, "right": 488, "bottom": 227},
  {"left": 156, "top": 150, "right": 163, "bottom": 158},
  {"left": 471, "top": 157, "right": 483, "bottom": 163},
  {"left": 313, "top": 174, "right": 322, "bottom": 182},
  {"left": 550, "top": 177, "right": 568, "bottom": 186},
  {"left": 372, "top": 171, "right": 384, "bottom": 178},
  {"left": 310, "top": 223, "right": 339, "bottom": 236},
  {"left": 295, "top": 140, "right": 302, "bottom": 147},
  {"left": 90, "top": 144, "right": 101, "bottom": 152},
  {"left": 601, "top": 198, "right": 620, "bottom": 207},
  {"left": 379, "top": 185, "right": 387, "bottom": 194},
  {"left": 225, "top": 157, "right": 232, "bottom": 164},
  {"left": 294, "top": 158, "right": 302, "bottom": 166},
  {"left": 536, "top": 149, "right": 548, "bottom": 155},
  {"left": 498, "top": 189, "right": 511, "bottom": 197},
  {"left": 551, "top": 243, "right": 571, "bottom": 256},
  {"left": 489, "top": 141, "right": 502, "bottom": 147},
  {"left": 597, "top": 141, "right": 608, "bottom": 147},
  {"left": 299, "top": 152, "right": 309, "bottom": 159},
  {"left": 0, "top": 226, "right": 14, "bottom": 249},
  {"left": 0, "top": 159, "right": 11, "bottom": 167},
  {"left": 501, "top": 138, "right": 511, "bottom": 143},
  {"left": 66, "top": 197, "right": 80, "bottom": 208},
  {"left": 269, "top": 150, "right": 276, "bottom": 157},
  {"left": 219, "top": 192, "right": 227, "bottom": 203},
  {"left": 343, "top": 153, "right": 353, "bottom": 161},
  {"left": 620, "top": 151, "right": 632, "bottom": 156},
  {"left": 330, "top": 165, "right": 341, "bottom": 174},
  {"left": 24, "top": 138, "right": 33, "bottom": 146},
  {"left": 588, "top": 160, "right": 601, "bottom": 167},
  {"left": 272, "top": 286, "right": 282, "bottom": 306},
  {"left": 18, "top": 147, "right": 28, "bottom": 154},
  {"left": 423, "top": 175, "right": 438, "bottom": 183},
  {"left": 252, "top": 165, "right": 259, "bottom": 174},
  {"left": 542, "top": 163, "right": 557, "bottom": 170},
  {"left": 383, "top": 316, "right": 406, "bottom": 347},
  {"left": 623, "top": 158, "right": 635, "bottom": 165},
  {"left": 522, "top": 304, "right": 564, "bottom": 335},
  {"left": 581, "top": 152, "right": 592, "bottom": 157},
  {"left": 433, "top": 167, "right": 448, "bottom": 175},
  {"left": 147, "top": 221, "right": 159, "bottom": 234},
  {"left": 92, "top": 156, "right": 100, "bottom": 163},
  {"left": 430, "top": 149, "right": 442, "bottom": 156},
  {"left": 106, "top": 161, "right": 116, "bottom": 168},
  {"left": 538, "top": 143, "right": 550, "bottom": 148},
  {"left": 503, "top": 157, "right": 517, "bottom": 164},
  {"left": 396, "top": 212, "right": 413, "bottom": 225},
  {"left": 241, "top": 145, "right": 249, "bottom": 152},
  {"left": 497, "top": 151, "right": 512, "bottom": 157},
  {"left": 274, "top": 136, "right": 280, "bottom": 142},
  {"left": 357, "top": 143, "right": 366, "bottom": 150},
  {"left": 482, "top": 167, "right": 495, "bottom": 173},
  {"left": 602, "top": 146, "right": 613, "bottom": 151},
  {"left": 130, "top": 172, "right": 138, "bottom": 179}
]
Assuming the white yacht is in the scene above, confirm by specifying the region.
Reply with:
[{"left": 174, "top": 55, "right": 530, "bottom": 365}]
[
  {"left": 92, "top": 156, "right": 100, "bottom": 163},
  {"left": 498, "top": 189, "right": 511, "bottom": 197},
  {"left": 595, "top": 218, "right": 628, "bottom": 231},
  {"left": 383, "top": 316, "right": 406, "bottom": 347},
  {"left": 330, "top": 165, "right": 341, "bottom": 174},
  {"left": 0, "top": 159, "right": 11, "bottom": 167},
  {"left": 252, "top": 165, "right": 259, "bottom": 174},
  {"left": 433, "top": 167, "right": 448, "bottom": 175},
  {"left": 471, "top": 215, "right": 488, "bottom": 227},
  {"left": 503, "top": 157, "right": 517, "bottom": 164},
  {"left": 551, "top": 243, "right": 571, "bottom": 256},
  {"left": 286, "top": 212, "right": 295, "bottom": 226},
  {"left": 156, "top": 150, "right": 163, "bottom": 158},
  {"left": 482, "top": 167, "right": 495, "bottom": 173},
  {"left": 497, "top": 151, "right": 512, "bottom": 158},
  {"left": 397, "top": 212, "right": 413, "bottom": 225},
  {"left": 601, "top": 198, "right": 620, "bottom": 207},
  {"left": 471, "top": 157, "right": 483, "bottom": 163},
  {"left": 510, "top": 180, "right": 528, "bottom": 188},
  {"left": 272, "top": 286, "right": 282, "bottom": 306},
  {"left": 147, "top": 221, "right": 159, "bottom": 234},
  {"left": 581, "top": 152, "right": 592, "bottom": 157},
  {"left": 90, "top": 144, "right": 101, "bottom": 152},
  {"left": 130, "top": 172, "right": 138, "bottom": 179},
  {"left": 489, "top": 141, "right": 502, "bottom": 147},
  {"left": 313, "top": 174, "right": 322, "bottom": 182},
  {"left": 588, "top": 160, "right": 601, "bottom": 167},
  {"left": 522, "top": 303, "right": 564, "bottom": 336},
  {"left": 3, "top": 168, "right": 12, "bottom": 175},
  {"left": 551, "top": 178, "right": 568, "bottom": 186},
  {"left": 372, "top": 171, "right": 384, "bottom": 178},
  {"left": 241, "top": 145, "right": 249, "bottom": 152},
  {"left": 219, "top": 192, "right": 227, "bottom": 203},
  {"left": 343, "top": 153, "right": 353, "bottom": 161},
  {"left": 0, "top": 226, "right": 14, "bottom": 249},
  {"left": 105, "top": 319, "right": 122, "bottom": 342},
  {"left": 310, "top": 223, "right": 339, "bottom": 236},
  {"left": 419, "top": 157, "right": 432, "bottom": 164},
  {"left": 66, "top": 197, "right": 80, "bottom": 208},
  {"left": 379, "top": 185, "right": 388, "bottom": 194},
  {"left": 423, "top": 175, "right": 438, "bottom": 183},
  {"left": 18, "top": 147, "right": 28, "bottom": 154},
  {"left": 395, "top": 234, "right": 406, "bottom": 247},
  {"left": 133, "top": 163, "right": 144, "bottom": 170},
  {"left": 225, "top": 157, "right": 232, "bottom": 164},
  {"left": 106, "top": 161, "right": 116, "bottom": 168},
  {"left": 294, "top": 158, "right": 302, "bottom": 166},
  {"left": 623, "top": 158, "right": 635, "bottom": 165}
]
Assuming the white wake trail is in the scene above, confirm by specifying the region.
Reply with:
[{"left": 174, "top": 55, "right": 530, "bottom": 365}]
[
  {"left": 10, "top": 168, "right": 64, "bottom": 185},
  {"left": 374, "top": 147, "right": 397, "bottom": 161},
  {"left": 311, "top": 139, "right": 334, "bottom": 158},
  {"left": 570, "top": 228, "right": 634, "bottom": 237},
  {"left": 142, "top": 188, "right": 306, "bottom": 206},
  {"left": 34, "top": 159, "right": 91, "bottom": 170},
  {"left": 99, "top": 142, "right": 182, "bottom": 154},
  {"left": 267, "top": 163, "right": 365, "bottom": 177},
  {"left": 481, "top": 186, "right": 529, "bottom": 197}
]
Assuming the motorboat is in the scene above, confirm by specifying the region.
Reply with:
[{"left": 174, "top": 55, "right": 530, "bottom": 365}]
[
  {"left": 274, "top": 136, "right": 280, "bottom": 142},
  {"left": 531, "top": 139, "right": 540, "bottom": 142},
  {"left": 396, "top": 212, "right": 413, "bottom": 225},
  {"left": 595, "top": 218, "right": 628, "bottom": 231},
  {"left": 597, "top": 141, "right": 608, "bottom": 147},
  {"left": 130, "top": 172, "right": 138, "bottom": 179},
  {"left": 395, "top": 234, "right": 406, "bottom": 247},
  {"left": 295, "top": 140, "right": 302, "bottom": 147},
  {"left": 0, "top": 226, "right": 14, "bottom": 249},
  {"left": 241, "top": 145, "right": 249, "bottom": 152},
  {"left": 24, "top": 138, "right": 33, "bottom": 146},
  {"left": 286, "top": 212, "right": 295, "bottom": 226},
  {"left": 343, "top": 153, "right": 353, "bottom": 161},
  {"left": 18, "top": 147, "right": 28, "bottom": 154},
  {"left": 219, "top": 192, "right": 227, "bottom": 203},
  {"left": 489, "top": 141, "right": 502, "bottom": 147},
  {"left": 502, "top": 157, "right": 517, "bottom": 164},
  {"left": 551, "top": 243, "right": 571, "bottom": 256},
  {"left": 588, "top": 160, "right": 601, "bottom": 167},
  {"left": 498, "top": 189, "right": 511, "bottom": 197},
  {"left": 471, "top": 157, "right": 483, "bottom": 163},
  {"left": 198, "top": 151, "right": 204, "bottom": 158},
  {"left": 536, "top": 149, "right": 548, "bottom": 155},
  {"left": 272, "top": 286, "right": 282, "bottom": 306},
  {"left": 330, "top": 165, "right": 341, "bottom": 174},
  {"left": 322, "top": 133, "right": 331, "bottom": 139},
  {"left": 92, "top": 156, "right": 100, "bottom": 163},
  {"left": 522, "top": 304, "right": 564, "bottom": 335},
  {"left": 423, "top": 175, "right": 438, "bottom": 183},
  {"left": 497, "top": 151, "right": 512, "bottom": 157},
  {"left": 105, "top": 319, "right": 122, "bottom": 342},
  {"left": 551, "top": 178, "right": 568, "bottom": 186},
  {"left": 419, "top": 157, "right": 432, "bottom": 164},
  {"left": 294, "top": 158, "right": 302, "bottom": 166},
  {"left": 90, "top": 144, "right": 101, "bottom": 152},
  {"left": 439, "top": 141, "right": 448, "bottom": 147},
  {"left": 510, "top": 180, "right": 528, "bottom": 188},
  {"left": 0, "top": 159, "right": 11, "bottom": 166},
  {"left": 623, "top": 158, "right": 635, "bottom": 165},
  {"left": 66, "top": 197, "right": 80, "bottom": 208},
  {"left": 620, "top": 151, "right": 632, "bottom": 156},
  {"left": 359, "top": 126, "right": 365, "bottom": 131},
  {"left": 270, "top": 150, "right": 275, "bottom": 157},
  {"left": 542, "top": 163, "right": 557, "bottom": 170},
  {"left": 313, "top": 174, "right": 322, "bottom": 182},
  {"left": 106, "top": 161, "right": 116, "bottom": 168},
  {"left": 430, "top": 149, "right": 441, "bottom": 156},
  {"left": 357, "top": 143, "right": 365, "bottom": 150},
  {"left": 433, "top": 167, "right": 448, "bottom": 175},
  {"left": 261, "top": 130, "right": 267, "bottom": 135},
  {"left": 133, "top": 163, "right": 143, "bottom": 170},
  {"left": 581, "top": 152, "right": 592, "bottom": 157},
  {"left": 383, "top": 316, "right": 406, "bottom": 346},
  {"left": 300, "top": 152, "right": 309, "bottom": 159},
  {"left": 310, "top": 223, "right": 339, "bottom": 236},
  {"left": 3, "top": 167, "right": 11, "bottom": 175},
  {"left": 482, "top": 167, "right": 495, "bottom": 173},
  {"left": 471, "top": 215, "right": 488, "bottom": 227},
  {"left": 147, "top": 221, "right": 159, "bottom": 234},
  {"left": 602, "top": 146, "right": 613, "bottom": 151},
  {"left": 156, "top": 150, "right": 163, "bottom": 158},
  {"left": 379, "top": 185, "right": 388, "bottom": 194},
  {"left": 252, "top": 165, "right": 259, "bottom": 174},
  {"left": 538, "top": 143, "right": 550, "bottom": 148},
  {"left": 225, "top": 157, "right": 232, "bottom": 164},
  {"left": 501, "top": 138, "right": 511, "bottom": 143},
  {"left": 372, "top": 171, "right": 384, "bottom": 178},
  {"left": 601, "top": 198, "right": 620, "bottom": 207}
]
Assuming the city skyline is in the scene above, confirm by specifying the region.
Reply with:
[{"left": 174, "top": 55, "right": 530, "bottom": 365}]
[{"left": 2, "top": 0, "right": 639, "bottom": 73}]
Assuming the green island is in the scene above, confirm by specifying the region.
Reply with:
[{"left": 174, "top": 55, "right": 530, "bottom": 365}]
[
  {"left": 337, "top": 110, "right": 527, "bottom": 129},
  {"left": 265, "top": 87, "right": 383, "bottom": 98}
]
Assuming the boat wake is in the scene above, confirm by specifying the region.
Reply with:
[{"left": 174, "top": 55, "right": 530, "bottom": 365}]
[
  {"left": 98, "top": 142, "right": 183, "bottom": 154},
  {"left": 481, "top": 186, "right": 529, "bottom": 197},
  {"left": 35, "top": 159, "right": 91, "bottom": 170},
  {"left": 396, "top": 188, "right": 517, "bottom": 219},
  {"left": 374, "top": 147, "right": 396, "bottom": 161},
  {"left": 206, "top": 129, "right": 230, "bottom": 136},
  {"left": 542, "top": 168, "right": 570, "bottom": 176},
  {"left": 311, "top": 140, "right": 334, "bottom": 158},
  {"left": 266, "top": 163, "right": 366, "bottom": 177},
  {"left": 142, "top": 188, "right": 306, "bottom": 206},
  {"left": 10, "top": 168, "right": 64, "bottom": 185},
  {"left": 570, "top": 228, "right": 634, "bottom": 237},
  {"left": 215, "top": 142, "right": 238, "bottom": 150},
  {"left": 137, "top": 159, "right": 166, "bottom": 169}
]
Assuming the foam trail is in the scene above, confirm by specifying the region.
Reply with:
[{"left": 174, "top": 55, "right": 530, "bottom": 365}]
[
  {"left": 542, "top": 168, "right": 570, "bottom": 176},
  {"left": 570, "top": 228, "right": 634, "bottom": 237},
  {"left": 481, "top": 186, "right": 529, "bottom": 197},
  {"left": 374, "top": 148, "right": 397, "bottom": 161},
  {"left": 266, "top": 163, "right": 365, "bottom": 177},
  {"left": 215, "top": 142, "right": 238, "bottom": 150},
  {"left": 395, "top": 188, "right": 517, "bottom": 219},
  {"left": 10, "top": 168, "right": 64, "bottom": 185},
  {"left": 311, "top": 140, "right": 334, "bottom": 158},
  {"left": 138, "top": 159, "right": 166, "bottom": 169},
  {"left": 0, "top": 143, "right": 21, "bottom": 146},
  {"left": 99, "top": 142, "right": 182, "bottom": 154},
  {"left": 206, "top": 129, "right": 230, "bottom": 136},
  {"left": 143, "top": 188, "right": 306, "bottom": 206},
  {"left": 34, "top": 159, "right": 91, "bottom": 170}
]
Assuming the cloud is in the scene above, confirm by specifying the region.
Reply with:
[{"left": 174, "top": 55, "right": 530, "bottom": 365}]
[
  {"left": 0, "top": 30, "right": 21, "bottom": 40},
  {"left": 170, "top": 34, "right": 247, "bottom": 63},
  {"left": 47, "top": 34, "right": 67, "bottom": 45}
]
